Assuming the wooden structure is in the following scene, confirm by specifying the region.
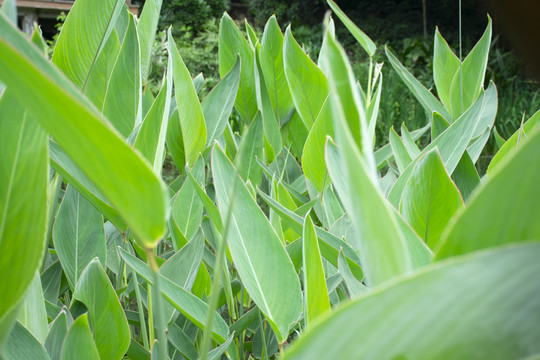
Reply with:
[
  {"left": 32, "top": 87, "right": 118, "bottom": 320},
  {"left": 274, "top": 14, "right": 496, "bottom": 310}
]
[{"left": 0, "top": 0, "right": 140, "bottom": 36}]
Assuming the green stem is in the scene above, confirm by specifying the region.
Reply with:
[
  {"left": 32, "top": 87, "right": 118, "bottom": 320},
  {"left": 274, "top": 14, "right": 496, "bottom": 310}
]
[{"left": 146, "top": 247, "right": 168, "bottom": 359}]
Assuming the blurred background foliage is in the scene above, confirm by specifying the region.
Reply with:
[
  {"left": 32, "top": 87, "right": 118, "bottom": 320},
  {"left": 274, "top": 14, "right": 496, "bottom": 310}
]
[{"left": 141, "top": 0, "right": 539, "bottom": 163}]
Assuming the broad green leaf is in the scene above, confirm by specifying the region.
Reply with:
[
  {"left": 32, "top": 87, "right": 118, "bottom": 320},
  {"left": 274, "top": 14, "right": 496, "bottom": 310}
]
[
  {"left": 0, "top": 89, "right": 48, "bottom": 333},
  {"left": 49, "top": 141, "right": 127, "bottom": 232},
  {"left": 400, "top": 124, "right": 420, "bottom": 158},
  {"left": 302, "top": 97, "right": 333, "bottom": 192},
  {"left": 186, "top": 168, "right": 224, "bottom": 233},
  {"left": 388, "top": 84, "right": 496, "bottom": 207},
  {"left": 202, "top": 56, "right": 241, "bottom": 148},
  {"left": 386, "top": 46, "right": 451, "bottom": 121},
  {"left": 137, "top": 0, "right": 163, "bottom": 85},
  {"left": 102, "top": 14, "right": 141, "bottom": 137},
  {"left": 234, "top": 113, "right": 264, "bottom": 187},
  {"left": 433, "top": 27, "right": 460, "bottom": 111},
  {"left": 245, "top": 19, "right": 258, "bottom": 46},
  {"left": 494, "top": 126, "right": 506, "bottom": 148},
  {"left": 16, "top": 273, "right": 48, "bottom": 343},
  {"left": 207, "top": 332, "right": 236, "bottom": 360},
  {"left": 219, "top": 12, "right": 257, "bottom": 123},
  {"left": 366, "top": 75, "right": 382, "bottom": 147},
  {"left": 2, "top": 321, "right": 49, "bottom": 360},
  {"left": 281, "top": 111, "right": 310, "bottom": 159},
  {"left": 392, "top": 208, "right": 433, "bottom": 268},
  {"left": 44, "top": 311, "right": 68, "bottom": 360},
  {"left": 374, "top": 124, "right": 430, "bottom": 169},
  {"left": 165, "top": 108, "right": 185, "bottom": 171},
  {"left": 41, "top": 261, "right": 62, "bottom": 305},
  {"left": 337, "top": 249, "right": 366, "bottom": 297},
  {"left": 431, "top": 111, "right": 450, "bottom": 139},
  {"left": 160, "top": 232, "right": 204, "bottom": 323},
  {"left": 448, "top": 18, "right": 492, "bottom": 119},
  {"left": 260, "top": 16, "right": 295, "bottom": 124},
  {"left": 0, "top": 0, "right": 16, "bottom": 24},
  {"left": 435, "top": 124, "right": 540, "bottom": 259},
  {"left": 73, "top": 259, "right": 130, "bottom": 360},
  {"left": 134, "top": 57, "right": 173, "bottom": 174},
  {"left": 327, "top": 0, "right": 376, "bottom": 56},
  {"left": 171, "top": 157, "right": 205, "bottom": 244},
  {"left": 326, "top": 141, "right": 411, "bottom": 286},
  {"left": 254, "top": 44, "right": 282, "bottom": 160},
  {"left": 126, "top": 339, "right": 151, "bottom": 360},
  {"left": 0, "top": 15, "right": 169, "bottom": 247},
  {"left": 169, "top": 29, "right": 206, "bottom": 166},
  {"left": 321, "top": 33, "right": 411, "bottom": 286},
  {"left": 302, "top": 213, "right": 330, "bottom": 326},
  {"left": 52, "top": 0, "right": 124, "bottom": 89},
  {"left": 118, "top": 248, "right": 229, "bottom": 343},
  {"left": 168, "top": 324, "right": 198, "bottom": 360},
  {"left": 257, "top": 189, "right": 363, "bottom": 277},
  {"left": 84, "top": 30, "right": 121, "bottom": 109},
  {"left": 60, "top": 314, "right": 100, "bottom": 360},
  {"left": 212, "top": 145, "right": 302, "bottom": 342},
  {"left": 400, "top": 149, "right": 464, "bottom": 248},
  {"left": 488, "top": 109, "right": 540, "bottom": 174},
  {"left": 53, "top": 185, "right": 107, "bottom": 290},
  {"left": 389, "top": 127, "right": 412, "bottom": 173},
  {"left": 451, "top": 151, "right": 481, "bottom": 202},
  {"left": 284, "top": 26, "right": 328, "bottom": 129},
  {"left": 284, "top": 243, "right": 540, "bottom": 360}
]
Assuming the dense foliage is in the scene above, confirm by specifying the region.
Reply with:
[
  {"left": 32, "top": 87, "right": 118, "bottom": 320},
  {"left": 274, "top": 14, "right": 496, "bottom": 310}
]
[{"left": 1, "top": 0, "right": 540, "bottom": 359}]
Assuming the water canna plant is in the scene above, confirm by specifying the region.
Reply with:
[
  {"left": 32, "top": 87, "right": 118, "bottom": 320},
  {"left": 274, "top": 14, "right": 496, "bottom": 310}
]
[{"left": 0, "top": 0, "right": 539, "bottom": 358}]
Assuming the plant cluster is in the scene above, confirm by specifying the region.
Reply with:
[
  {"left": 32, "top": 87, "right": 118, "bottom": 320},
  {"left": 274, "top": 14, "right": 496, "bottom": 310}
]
[{"left": 1, "top": 0, "right": 540, "bottom": 359}]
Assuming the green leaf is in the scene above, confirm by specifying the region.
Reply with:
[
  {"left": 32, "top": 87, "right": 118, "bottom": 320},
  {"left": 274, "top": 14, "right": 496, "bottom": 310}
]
[
  {"left": 302, "top": 97, "right": 333, "bottom": 192},
  {"left": 53, "top": 185, "right": 107, "bottom": 290},
  {"left": 0, "top": 89, "right": 48, "bottom": 333},
  {"left": 160, "top": 231, "right": 204, "bottom": 323},
  {"left": 60, "top": 314, "right": 100, "bottom": 360},
  {"left": 134, "top": 62, "right": 173, "bottom": 174},
  {"left": 433, "top": 27, "right": 460, "bottom": 111},
  {"left": 435, "top": 124, "right": 540, "bottom": 259},
  {"left": 302, "top": 213, "right": 330, "bottom": 326},
  {"left": 202, "top": 56, "right": 241, "bottom": 148},
  {"left": 400, "top": 124, "right": 420, "bottom": 158},
  {"left": 388, "top": 84, "right": 497, "bottom": 207},
  {"left": 389, "top": 127, "right": 412, "bottom": 173},
  {"left": 171, "top": 157, "right": 205, "bottom": 244},
  {"left": 284, "top": 26, "right": 328, "bottom": 129},
  {"left": 84, "top": 30, "right": 121, "bottom": 109},
  {"left": 45, "top": 311, "right": 68, "bottom": 360},
  {"left": 186, "top": 168, "right": 224, "bottom": 233},
  {"left": 168, "top": 323, "right": 198, "bottom": 360},
  {"left": 118, "top": 248, "right": 229, "bottom": 343},
  {"left": 386, "top": 46, "right": 451, "bottom": 121},
  {"left": 102, "top": 13, "right": 141, "bottom": 137},
  {"left": 2, "top": 321, "right": 49, "bottom": 360},
  {"left": 321, "top": 33, "right": 411, "bottom": 286},
  {"left": 450, "top": 151, "right": 481, "bottom": 203},
  {"left": 448, "top": 17, "right": 492, "bottom": 119},
  {"left": 52, "top": 0, "right": 124, "bottom": 89},
  {"left": 245, "top": 19, "right": 258, "bottom": 46},
  {"left": 326, "top": 141, "right": 411, "bottom": 286},
  {"left": 16, "top": 273, "right": 48, "bottom": 343},
  {"left": 326, "top": 0, "right": 376, "bottom": 57},
  {"left": 400, "top": 149, "right": 464, "bottom": 248},
  {"left": 165, "top": 108, "right": 185, "bottom": 171},
  {"left": 212, "top": 144, "right": 302, "bottom": 342},
  {"left": 488, "top": 109, "right": 540, "bottom": 174},
  {"left": 283, "top": 243, "right": 540, "bottom": 359},
  {"left": 73, "top": 259, "right": 130, "bottom": 360},
  {"left": 219, "top": 12, "right": 257, "bottom": 123},
  {"left": 257, "top": 189, "right": 363, "bottom": 277},
  {"left": 0, "top": 15, "right": 169, "bottom": 247},
  {"left": 137, "top": 0, "right": 163, "bottom": 86},
  {"left": 493, "top": 126, "right": 506, "bottom": 148},
  {"left": 254, "top": 44, "right": 282, "bottom": 161},
  {"left": 260, "top": 15, "right": 295, "bottom": 124},
  {"left": 49, "top": 141, "right": 127, "bottom": 232},
  {"left": 337, "top": 249, "right": 366, "bottom": 297},
  {"left": 234, "top": 113, "right": 264, "bottom": 187},
  {"left": 169, "top": 28, "right": 206, "bottom": 166},
  {"left": 0, "top": 0, "right": 16, "bottom": 24}
]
